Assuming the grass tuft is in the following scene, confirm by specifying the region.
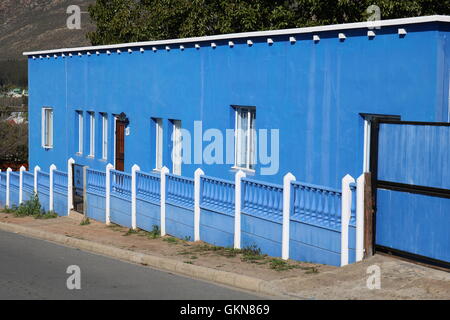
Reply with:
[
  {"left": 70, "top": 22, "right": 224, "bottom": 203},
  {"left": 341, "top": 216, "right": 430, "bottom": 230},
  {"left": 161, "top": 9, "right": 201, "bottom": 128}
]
[
  {"left": 163, "top": 236, "right": 179, "bottom": 244},
  {"left": 4, "top": 194, "right": 58, "bottom": 220},
  {"left": 80, "top": 217, "right": 91, "bottom": 226}
]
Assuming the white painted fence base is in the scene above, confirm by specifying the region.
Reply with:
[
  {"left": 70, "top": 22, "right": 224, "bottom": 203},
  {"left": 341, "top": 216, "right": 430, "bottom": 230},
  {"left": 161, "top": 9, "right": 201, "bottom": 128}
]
[
  {"left": 160, "top": 166, "right": 170, "bottom": 237},
  {"left": 341, "top": 174, "right": 356, "bottom": 267},
  {"left": 234, "top": 170, "right": 246, "bottom": 250},
  {"left": 131, "top": 164, "right": 140, "bottom": 230},
  {"left": 6, "top": 168, "right": 11, "bottom": 208},
  {"left": 49, "top": 164, "right": 57, "bottom": 212},
  {"left": 67, "top": 158, "right": 75, "bottom": 215},
  {"left": 105, "top": 163, "right": 114, "bottom": 225},
  {"left": 19, "top": 166, "right": 26, "bottom": 205},
  {"left": 282, "top": 173, "right": 296, "bottom": 260},
  {"left": 194, "top": 168, "right": 205, "bottom": 242}
]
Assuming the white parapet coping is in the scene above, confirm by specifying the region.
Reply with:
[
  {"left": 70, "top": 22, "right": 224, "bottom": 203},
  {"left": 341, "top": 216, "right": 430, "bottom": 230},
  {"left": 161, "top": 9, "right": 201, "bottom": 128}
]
[{"left": 23, "top": 16, "right": 450, "bottom": 56}]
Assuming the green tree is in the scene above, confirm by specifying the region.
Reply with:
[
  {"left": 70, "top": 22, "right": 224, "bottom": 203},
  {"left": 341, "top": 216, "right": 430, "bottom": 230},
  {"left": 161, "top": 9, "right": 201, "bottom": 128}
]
[{"left": 87, "top": 0, "right": 450, "bottom": 45}]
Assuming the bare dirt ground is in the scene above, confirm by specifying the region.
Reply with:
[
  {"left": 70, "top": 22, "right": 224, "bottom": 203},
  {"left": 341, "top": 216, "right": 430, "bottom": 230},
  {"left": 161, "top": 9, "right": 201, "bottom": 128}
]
[
  {"left": 1, "top": 211, "right": 449, "bottom": 300},
  {"left": 0, "top": 212, "right": 330, "bottom": 282}
]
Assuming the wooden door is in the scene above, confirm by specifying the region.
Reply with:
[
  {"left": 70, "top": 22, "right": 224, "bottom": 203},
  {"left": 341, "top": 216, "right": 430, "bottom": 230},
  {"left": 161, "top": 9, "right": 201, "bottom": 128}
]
[{"left": 115, "top": 120, "right": 126, "bottom": 171}]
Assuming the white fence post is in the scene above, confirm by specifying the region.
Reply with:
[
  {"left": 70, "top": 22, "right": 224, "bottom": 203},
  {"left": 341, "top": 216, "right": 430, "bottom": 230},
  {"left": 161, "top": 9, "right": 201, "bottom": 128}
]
[
  {"left": 341, "top": 174, "right": 355, "bottom": 267},
  {"left": 131, "top": 164, "right": 140, "bottom": 230},
  {"left": 194, "top": 168, "right": 205, "bottom": 242},
  {"left": 19, "top": 166, "right": 26, "bottom": 204},
  {"left": 67, "top": 158, "right": 75, "bottom": 215},
  {"left": 34, "top": 166, "right": 41, "bottom": 194},
  {"left": 282, "top": 173, "right": 296, "bottom": 260},
  {"left": 6, "top": 168, "right": 11, "bottom": 208},
  {"left": 49, "top": 164, "right": 57, "bottom": 212},
  {"left": 160, "top": 166, "right": 170, "bottom": 237},
  {"left": 356, "top": 174, "right": 365, "bottom": 262},
  {"left": 105, "top": 163, "right": 114, "bottom": 225},
  {"left": 234, "top": 170, "right": 246, "bottom": 249}
]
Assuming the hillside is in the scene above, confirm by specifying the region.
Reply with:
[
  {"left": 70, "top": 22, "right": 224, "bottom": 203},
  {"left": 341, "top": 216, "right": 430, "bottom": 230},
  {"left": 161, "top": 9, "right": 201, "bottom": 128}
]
[{"left": 0, "top": 0, "right": 95, "bottom": 61}]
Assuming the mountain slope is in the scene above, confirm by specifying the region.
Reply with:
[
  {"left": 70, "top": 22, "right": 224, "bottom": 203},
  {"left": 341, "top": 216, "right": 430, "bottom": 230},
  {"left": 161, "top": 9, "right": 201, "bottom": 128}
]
[{"left": 0, "top": 0, "right": 95, "bottom": 61}]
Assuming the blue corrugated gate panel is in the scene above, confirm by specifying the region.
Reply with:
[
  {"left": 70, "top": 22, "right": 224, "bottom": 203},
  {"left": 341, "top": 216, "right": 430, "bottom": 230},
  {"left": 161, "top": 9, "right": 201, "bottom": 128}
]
[
  {"left": 376, "top": 189, "right": 450, "bottom": 262},
  {"left": 376, "top": 123, "right": 450, "bottom": 264},
  {"left": 378, "top": 124, "right": 450, "bottom": 189}
]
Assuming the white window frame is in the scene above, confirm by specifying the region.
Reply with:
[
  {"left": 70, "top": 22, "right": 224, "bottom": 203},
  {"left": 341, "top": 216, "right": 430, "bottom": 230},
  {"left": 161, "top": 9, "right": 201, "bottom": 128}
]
[
  {"left": 363, "top": 119, "right": 371, "bottom": 173},
  {"left": 77, "top": 111, "right": 83, "bottom": 154},
  {"left": 41, "top": 107, "right": 53, "bottom": 149},
  {"left": 101, "top": 113, "right": 108, "bottom": 160},
  {"left": 89, "top": 112, "right": 95, "bottom": 157},
  {"left": 154, "top": 118, "right": 163, "bottom": 171},
  {"left": 172, "top": 120, "right": 182, "bottom": 176},
  {"left": 234, "top": 107, "right": 256, "bottom": 171}
]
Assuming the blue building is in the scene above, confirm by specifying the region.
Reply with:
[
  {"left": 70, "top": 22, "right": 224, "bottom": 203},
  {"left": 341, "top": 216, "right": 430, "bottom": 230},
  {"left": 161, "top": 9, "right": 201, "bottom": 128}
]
[
  {"left": 24, "top": 16, "right": 449, "bottom": 188},
  {"left": 16, "top": 15, "right": 450, "bottom": 267}
]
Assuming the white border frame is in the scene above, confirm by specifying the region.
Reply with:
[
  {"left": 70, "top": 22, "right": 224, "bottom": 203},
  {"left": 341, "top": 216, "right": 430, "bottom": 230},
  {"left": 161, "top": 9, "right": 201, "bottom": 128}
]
[
  {"left": 41, "top": 107, "right": 54, "bottom": 149},
  {"left": 88, "top": 112, "right": 95, "bottom": 157},
  {"left": 234, "top": 107, "right": 256, "bottom": 172},
  {"left": 101, "top": 113, "right": 108, "bottom": 160}
]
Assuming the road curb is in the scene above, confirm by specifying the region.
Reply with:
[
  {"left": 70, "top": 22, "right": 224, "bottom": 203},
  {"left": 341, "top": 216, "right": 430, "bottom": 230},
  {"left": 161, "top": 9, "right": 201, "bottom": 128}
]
[{"left": 0, "top": 222, "right": 289, "bottom": 299}]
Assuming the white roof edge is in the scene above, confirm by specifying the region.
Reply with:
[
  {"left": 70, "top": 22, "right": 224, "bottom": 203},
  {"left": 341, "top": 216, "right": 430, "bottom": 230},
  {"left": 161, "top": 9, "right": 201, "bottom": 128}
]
[{"left": 23, "top": 15, "right": 450, "bottom": 56}]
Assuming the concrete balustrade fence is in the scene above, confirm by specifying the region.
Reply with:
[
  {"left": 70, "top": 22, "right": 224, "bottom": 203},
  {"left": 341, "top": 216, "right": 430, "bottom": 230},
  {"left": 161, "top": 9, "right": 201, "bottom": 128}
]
[{"left": 0, "top": 160, "right": 366, "bottom": 267}]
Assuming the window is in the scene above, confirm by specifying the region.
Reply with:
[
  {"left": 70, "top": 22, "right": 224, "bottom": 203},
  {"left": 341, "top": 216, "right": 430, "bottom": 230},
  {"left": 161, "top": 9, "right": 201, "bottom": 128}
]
[
  {"left": 234, "top": 107, "right": 256, "bottom": 171},
  {"left": 42, "top": 108, "right": 53, "bottom": 148},
  {"left": 101, "top": 113, "right": 108, "bottom": 160},
  {"left": 77, "top": 111, "right": 83, "bottom": 154},
  {"left": 154, "top": 118, "right": 163, "bottom": 170},
  {"left": 89, "top": 112, "right": 95, "bottom": 157},
  {"left": 171, "top": 120, "right": 182, "bottom": 175}
]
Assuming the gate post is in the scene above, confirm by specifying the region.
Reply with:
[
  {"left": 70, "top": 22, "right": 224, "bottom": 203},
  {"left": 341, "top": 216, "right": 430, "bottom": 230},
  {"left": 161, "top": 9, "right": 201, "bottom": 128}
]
[
  {"left": 105, "top": 163, "right": 114, "bottom": 225},
  {"left": 194, "top": 168, "right": 205, "bottom": 242},
  {"left": 6, "top": 168, "right": 12, "bottom": 208},
  {"left": 341, "top": 174, "right": 355, "bottom": 267},
  {"left": 282, "top": 173, "right": 296, "bottom": 260},
  {"left": 234, "top": 170, "right": 246, "bottom": 250},
  {"left": 131, "top": 164, "right": 140, "bottom": 230},
  {"left": 49, "top": 164, "right": 57, "bottom": 212},
  {"left": 67, "top": 158, "right": 75, "bottom": 215},
  {"left": 19, "top": 166, "right": 26, "bottom": 205},
  {"left": 160, "top": 166, "right": 170, "bottom": 237},
  {"left": 364, "top": 173, "right": 374, "bottom": 258}
]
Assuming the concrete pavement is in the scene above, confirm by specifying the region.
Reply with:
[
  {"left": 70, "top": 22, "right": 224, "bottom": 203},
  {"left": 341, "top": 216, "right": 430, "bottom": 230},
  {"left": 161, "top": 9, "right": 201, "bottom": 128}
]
[{"left": 0, "top": 230, "right": 264, "bottom": 300}]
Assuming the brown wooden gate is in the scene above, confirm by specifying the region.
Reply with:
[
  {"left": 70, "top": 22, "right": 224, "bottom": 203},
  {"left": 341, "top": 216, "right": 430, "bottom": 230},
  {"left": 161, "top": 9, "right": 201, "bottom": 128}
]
[{"left": 115, "top": 120, "right": 126, "bottom": 171}]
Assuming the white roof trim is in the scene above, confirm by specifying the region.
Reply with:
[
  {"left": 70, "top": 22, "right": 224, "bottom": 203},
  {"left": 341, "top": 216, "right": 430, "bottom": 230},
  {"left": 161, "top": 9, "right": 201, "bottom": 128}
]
[{"left": 23, "top": 15, "right": 450, "bottom": 56}]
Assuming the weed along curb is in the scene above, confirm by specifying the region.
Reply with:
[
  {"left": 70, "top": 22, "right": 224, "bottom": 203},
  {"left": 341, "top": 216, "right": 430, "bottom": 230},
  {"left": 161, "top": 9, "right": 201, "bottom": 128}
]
[{"left": 0, "top": 221, "right": 288, "bottom": 298}]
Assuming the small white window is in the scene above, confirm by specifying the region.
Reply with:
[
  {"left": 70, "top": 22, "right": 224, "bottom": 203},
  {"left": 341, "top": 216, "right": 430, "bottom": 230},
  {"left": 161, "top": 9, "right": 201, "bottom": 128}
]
[
  {"left": 235, "top": 107, "right": 256, "bottom": 171},
  {"left": 172, "top": 120, "right": 182, "bottom": 175},
  {"left": 89, "top": 112, "right": 95, "bottom": 157},
  {"left": 77, "top": 111, "right": 83, "bottom": 154},
  {"left": 42, "top": 107, "right": 53, "bottom": 148},
  {"left": 154, "top": 118, "right": 163, "bottom": 170},
  {"left": 102, "top": 113, "right": 108, "bottom": 160}
]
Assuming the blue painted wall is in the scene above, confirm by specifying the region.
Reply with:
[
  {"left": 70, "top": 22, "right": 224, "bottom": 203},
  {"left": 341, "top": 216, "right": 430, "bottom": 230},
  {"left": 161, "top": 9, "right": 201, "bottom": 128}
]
[
  {"left": 87, "top": 193, "right": 106, "bottom": 222},
  {"left": 28, "top": 22, "right": 450, "bottom": 189}
]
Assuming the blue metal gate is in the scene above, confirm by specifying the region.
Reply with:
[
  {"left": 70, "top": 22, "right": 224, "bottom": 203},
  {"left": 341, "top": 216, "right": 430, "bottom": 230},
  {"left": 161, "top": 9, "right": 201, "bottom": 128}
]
[{"left": 372, "top": 120, "right": 450, "bottom": 268}]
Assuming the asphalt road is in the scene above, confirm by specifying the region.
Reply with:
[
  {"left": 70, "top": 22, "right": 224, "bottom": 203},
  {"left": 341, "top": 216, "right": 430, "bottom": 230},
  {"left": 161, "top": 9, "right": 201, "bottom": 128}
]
[{"left": 0, "top": 230, "right": 263, "bottom": 300}]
